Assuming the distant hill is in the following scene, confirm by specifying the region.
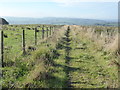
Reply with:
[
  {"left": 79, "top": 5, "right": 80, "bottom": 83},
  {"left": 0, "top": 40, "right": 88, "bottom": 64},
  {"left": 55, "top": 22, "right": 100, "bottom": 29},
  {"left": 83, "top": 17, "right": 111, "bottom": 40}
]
[{"left": 2, "top": 17, "right": 117, "bottom": 26}]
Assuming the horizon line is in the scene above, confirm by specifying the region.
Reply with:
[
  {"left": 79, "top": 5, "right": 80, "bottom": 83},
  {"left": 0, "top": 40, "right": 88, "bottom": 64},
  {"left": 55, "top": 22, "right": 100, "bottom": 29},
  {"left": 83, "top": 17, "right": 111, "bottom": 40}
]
[{"left": 1, "top": 16, "right": 117, "bottom": 21}]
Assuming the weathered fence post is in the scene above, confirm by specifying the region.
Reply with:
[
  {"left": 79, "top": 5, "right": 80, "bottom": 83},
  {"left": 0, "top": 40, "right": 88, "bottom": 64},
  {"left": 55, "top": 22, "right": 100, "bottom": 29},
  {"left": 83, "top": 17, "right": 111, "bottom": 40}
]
[
  {"left": 0, "top": 30, "right": 4, "bottom": 67},
  {"left": 22, "top": 30, "right": 26, "bottom": 55},
  {"left": 52, "top": 27, "right": 54, "bottom": 34},
  {"left": 46, "top": 27, "right": 49, "bottom": 38},
  {"left": 42, "top": 26, "right": 44, "bottom": 39},
  {"left": 51, "top": 27, "right": 53, "bottom": 35},
  {"left": 35, "top": 28, "right": 37, "bottom": 45},
  {"left": 50, "top": 26, "right": 52, "bottom": 36}
]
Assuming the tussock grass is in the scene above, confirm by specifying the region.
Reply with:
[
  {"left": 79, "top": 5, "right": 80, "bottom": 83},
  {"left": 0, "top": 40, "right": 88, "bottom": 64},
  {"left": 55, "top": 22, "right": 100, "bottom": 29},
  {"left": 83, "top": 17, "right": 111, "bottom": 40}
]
[
  {"left": 1, "top": 24, "right": 119, "bottom": 88},
  {"left": 68, "top": 26, "right": 118, "bottom": 88},
  {"left": 1, "top": 24, "right": 66, "bottom": 88}
]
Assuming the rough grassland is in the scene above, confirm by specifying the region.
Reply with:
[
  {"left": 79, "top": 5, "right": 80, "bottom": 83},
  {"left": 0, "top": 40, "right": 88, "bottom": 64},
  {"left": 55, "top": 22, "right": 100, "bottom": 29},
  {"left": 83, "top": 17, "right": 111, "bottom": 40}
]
[{"left": 0, "top": 25, "right": 119, "bottom": 88}]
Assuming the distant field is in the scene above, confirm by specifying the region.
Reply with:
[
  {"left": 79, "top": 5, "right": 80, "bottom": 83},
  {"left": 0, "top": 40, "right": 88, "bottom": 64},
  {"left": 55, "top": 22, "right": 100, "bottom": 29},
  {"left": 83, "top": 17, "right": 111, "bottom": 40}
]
[{"left": 0, "top": 24, "right": 119, "bottom": 88}]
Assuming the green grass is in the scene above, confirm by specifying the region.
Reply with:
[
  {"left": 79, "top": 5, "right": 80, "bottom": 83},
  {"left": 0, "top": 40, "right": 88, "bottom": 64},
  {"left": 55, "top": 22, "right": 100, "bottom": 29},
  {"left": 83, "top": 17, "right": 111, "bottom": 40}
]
[
  {"left": 1, "top": 24, "right": 59, "bottom": 88},
  {"left": 0, "top": 25, "right": 118, "bottom": 88},
  {"left": 68, "top": 28, "right": 118, "bottom": 88}
]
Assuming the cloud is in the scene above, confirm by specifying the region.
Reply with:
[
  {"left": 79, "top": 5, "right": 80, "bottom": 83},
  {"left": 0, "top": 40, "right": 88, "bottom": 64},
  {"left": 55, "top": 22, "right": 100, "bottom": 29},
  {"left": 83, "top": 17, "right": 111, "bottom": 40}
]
[
  {"left": 0, "top": 0, "right": 118, "bottom": 7},
  {"left": 0, "top": 0, "right": 48, "bottom": 2},
  {"left": 51, "top": 0, "right": 118, "bottom": 3},
  {"left": 51, "top": 0, "right": 118, "bottom": 7},
  {"left": 0, "top": 0, "right": 119, "bottom": 2}
]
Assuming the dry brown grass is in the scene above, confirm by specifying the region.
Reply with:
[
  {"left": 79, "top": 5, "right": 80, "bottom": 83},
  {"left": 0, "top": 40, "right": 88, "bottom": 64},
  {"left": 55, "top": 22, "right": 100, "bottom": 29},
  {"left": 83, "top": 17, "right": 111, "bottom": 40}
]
[
  {"left": 70, "top": 25, "right": 118, "bottom": 54},
  {"left": 46, "top": 25, "right": 67, "bottom": 47}
]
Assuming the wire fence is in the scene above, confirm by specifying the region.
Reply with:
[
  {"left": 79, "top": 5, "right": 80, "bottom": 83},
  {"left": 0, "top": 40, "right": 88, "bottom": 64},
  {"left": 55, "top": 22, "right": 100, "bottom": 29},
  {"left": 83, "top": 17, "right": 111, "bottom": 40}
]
[{"left": 0, "top": 25, "right": 55, "bottom": 67}]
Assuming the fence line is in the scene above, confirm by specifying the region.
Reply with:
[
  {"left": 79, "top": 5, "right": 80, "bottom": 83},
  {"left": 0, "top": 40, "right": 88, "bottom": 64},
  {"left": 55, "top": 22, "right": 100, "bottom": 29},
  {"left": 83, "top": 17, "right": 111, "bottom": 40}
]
[
  {"left": 0, "top": 26, "right": 54, "bottom": 67},
  {"left": 50, "top": 26, "right": 52, "bottom": 36},
  {"left": 42, "top": 26, "right": 45, "bottom": 39},
  {"left": 46, "top": 27, "right": 49, "bottom": 38},
  {"left": 35, "top": 28, "right": 37, "bottom": 45},
  {"left": 0, "top": 30, "right": 4, "bottom": 67},
  {"left": 22, "top": 29, "right": 26, "bottom": 55}
]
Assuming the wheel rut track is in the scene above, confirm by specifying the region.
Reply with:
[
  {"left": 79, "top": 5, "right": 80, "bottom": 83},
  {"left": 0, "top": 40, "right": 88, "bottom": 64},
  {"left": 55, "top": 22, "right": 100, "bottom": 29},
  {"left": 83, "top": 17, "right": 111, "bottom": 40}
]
[{"left": 62, "top": 26, "right": 73, "bottom": 88}]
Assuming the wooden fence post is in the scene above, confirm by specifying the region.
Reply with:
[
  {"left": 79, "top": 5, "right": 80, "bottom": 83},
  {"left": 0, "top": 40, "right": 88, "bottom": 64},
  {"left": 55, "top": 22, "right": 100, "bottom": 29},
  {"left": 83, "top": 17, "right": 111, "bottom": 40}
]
[
  {"left": 0, "top": 30, "right": 4, "bottom": 67},
  {"left": 52, "top": 27, "right": 54, "bottom": 34},
  {"left": 42, "top": 26, "right": 44, "bottom": 39},
  {"left": 35, "top": 28, "right": 37, "bottom": 45},
  {"left": 46, "top": 27, "right": 49, "bottom": 38},
  {"left": 51, "top": 27, "right": 53, "bottom": 35},
  {"left": 22, "top": 30, "right": 26, "bottom": 55},
  {"left": 50, "top": 26, "right": 52, "bottom": 36}
]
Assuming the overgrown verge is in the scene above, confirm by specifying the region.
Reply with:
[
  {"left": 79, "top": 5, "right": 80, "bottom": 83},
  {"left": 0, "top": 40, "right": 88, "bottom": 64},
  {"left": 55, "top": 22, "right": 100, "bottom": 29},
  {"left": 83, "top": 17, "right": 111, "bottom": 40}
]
[
  {"left": 68, "top": 25, "right": 118, "bottom": 88},
  {"left": 1, "top": 25, "right": 67, "bottom": 88}
]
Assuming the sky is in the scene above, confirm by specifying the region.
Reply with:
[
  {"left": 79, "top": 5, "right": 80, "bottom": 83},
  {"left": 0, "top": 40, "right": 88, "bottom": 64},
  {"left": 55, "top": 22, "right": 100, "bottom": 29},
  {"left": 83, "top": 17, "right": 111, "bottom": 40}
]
[{"left": 0, "top": 0, "right": 118, "bottom": 20}]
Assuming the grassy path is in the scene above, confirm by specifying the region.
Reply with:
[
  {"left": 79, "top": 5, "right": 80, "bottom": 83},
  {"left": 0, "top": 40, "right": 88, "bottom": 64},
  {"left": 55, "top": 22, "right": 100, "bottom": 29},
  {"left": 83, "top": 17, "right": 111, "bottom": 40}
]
[
  {"left": 46, "top": 25, "right": 118, "bottom": 88},
  {"left": 45, "top": 26, "right": 72, "bottom": 88}
]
